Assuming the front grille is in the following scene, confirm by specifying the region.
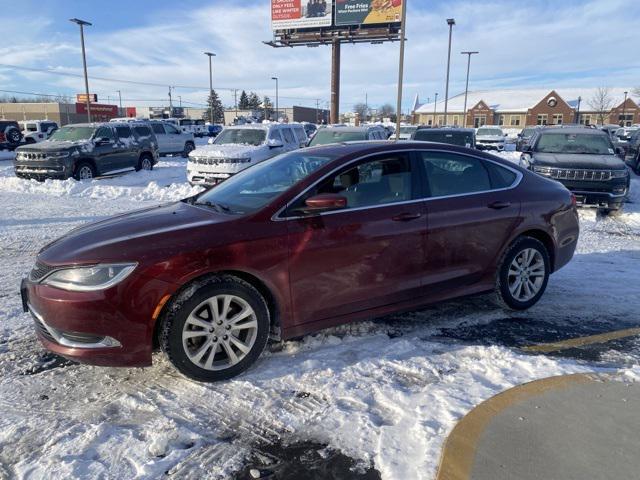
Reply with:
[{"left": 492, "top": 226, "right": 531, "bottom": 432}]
[
  {"left": 33, "top": 316, "right": 56, "bottom": 344},
  {"left": 538, "top": 167, "right": 612, "bottom": 181},
  {"left": 22, "top": 152, "right": 46, "bottom": 160},
  {"left": 191, "top": 157, "right": 251, "bottom": 165},
  {"left": 30, "top": 261, "right": 56, "bottom": 282}
]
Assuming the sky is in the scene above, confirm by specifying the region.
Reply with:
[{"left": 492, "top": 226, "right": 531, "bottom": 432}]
[{"left": 2, "top": 0, "right": 640, "bottom": 114}]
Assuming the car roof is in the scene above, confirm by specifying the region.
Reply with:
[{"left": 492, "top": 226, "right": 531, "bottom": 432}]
[
  {"left": 318, "top": 126, "right": 383, "bottom": 133},
  {"left": 538, "top": 126, "right": 608, "bottom": 135},
  {"left": 415, "top": 127, "right": 475, "bottom": 133}
]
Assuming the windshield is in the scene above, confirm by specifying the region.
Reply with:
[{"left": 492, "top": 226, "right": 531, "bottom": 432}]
[
  {"left": 214, "top": 128, "right": 266, "bottom": 146},
  {"left": 477, "top": 128, "right": 503, "bottom": 136},
  {"left": 400, "top": 126, "right": 418, "bottom": 134},
  {"left": 308, "top": 129, "right": 367, "bottom": 146},
  {"left": 23, "top": 124, "right": 38, "bottom": 132},
  {"left": 180, "top": 119, "right": 194, "bottom": 126},
  {"left": 193, "top": 150, "right": 337, "bottom": 215},
  {"left": 413, "top": 130, "right": 474, "bottom": 147},
  {"left": 536, "top": 133, "right": 613, "bottom": 154},
  {"left": 521, "top": 128, "right": 535, "bottom": 137},
  {"left": 48, "top": 126, "right": 95, "bottom": 142}
]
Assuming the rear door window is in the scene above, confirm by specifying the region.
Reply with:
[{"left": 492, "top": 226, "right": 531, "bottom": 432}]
[
  {"left": 134, "top": 126, "right": 152, "bottom": 137},
  {"left": 281, "top": 127, "right": 295, "bottom": 145},
  {"left": 95, "top": 126, "right": 116, "bottom": 141},
  {"left": 165, "top": 124, "right": 180, "bottom": 135},
  {"left": 293, "top": 126, "right": 307, "bottom": 144},
  {"left": 151, "top": 123, "right": 165, "bottom": 135},
  {"left": 419, "top": 152, "right": 491, "bottom": 197},
  {"left": 115, "top": 126, "right": 132, "bottom": 140}
]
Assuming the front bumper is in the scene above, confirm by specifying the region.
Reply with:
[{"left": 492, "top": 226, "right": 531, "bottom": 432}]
[
  {"left": 558, "top": 180, "right": 629, "bottom": 209},
  {"left": 14, "top": 160, "right": 72, "bottom": 180},
  {"left": 21, "top": 274, "right": 176, "bottom": 367},
  {"left": 477, "top": 141, "right": 505, "bottom": 151}
]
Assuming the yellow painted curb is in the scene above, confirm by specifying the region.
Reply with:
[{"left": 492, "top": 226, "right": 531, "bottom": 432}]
[
  {"left": 522, "top": 327, "right": 640, "bottom": 353},
  {"left": 435, "top": 373, "right": 597, "bottom": 480}
]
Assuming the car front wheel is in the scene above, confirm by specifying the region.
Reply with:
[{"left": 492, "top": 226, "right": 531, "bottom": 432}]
[
  {"left": 182, "top": 142, "right": 195, "bottom": 158},
  {"left": 160, "top": 275, "right": 270, "bottom": 382},
  {"left": 494, "top": 236, "right": 550, "bottom": 310}
]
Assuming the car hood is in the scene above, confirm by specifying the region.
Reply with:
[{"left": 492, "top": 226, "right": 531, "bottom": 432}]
[
  {"left": 17, "top": 139, "right": 92, "bottom": 152},
  {"left": 192, "top": 144, "right": 262, "bottom": 158},
  {"left": 37, "top": 201, "right": 232, "bottom": 265},
  {"left": 531, "top": 152, "right": 626, "bottom": 169},
  {"left": 476, "top": 135, "right": 505, "bottom": 141}
]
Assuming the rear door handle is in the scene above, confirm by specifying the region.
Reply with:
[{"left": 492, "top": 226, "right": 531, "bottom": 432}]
[
  {"left": 488, "top": 201, "right": 511, "bottom": 210},
  {"left": 392, "top": 212, "right": 422, "bottom": 222}
]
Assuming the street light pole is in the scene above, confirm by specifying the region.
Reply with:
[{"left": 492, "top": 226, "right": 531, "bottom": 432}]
[
  {"left": 460, "top": 50, "right": 478, "bottom": 127},
  {"left": 271, "top": 77, "right": 279, "bottom": 122},
  {"left": 204, "top": 52, "right": 216, "bottom": 124},
  {"left": 575, "top": 96, "right": 582, "bottom": 124},
  {"left": 433, "top": 92, "right": 438, "bottom": 126},
  {"left": 622, "top": 91, "right": 628, "bottom": 127},
  {"left": 117, "top": 90, "right": 122, "bottom": 111},
  {"left": 443, "top": 18, "right": 455, "bottom": 126},
  {"left": 70, "top": 18, "right": 92, "bottom": 123},
  {"left": 394, "top": 0, "right": 408, "bottom": 141}
]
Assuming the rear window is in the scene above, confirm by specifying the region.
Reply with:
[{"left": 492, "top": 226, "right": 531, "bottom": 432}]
[
  {"left": 133, "top": 126, "right": 152, "bottom": 137},
  {"left": 414, "top": 130, "right": 474, "bottom": 147},
  {"left": 115, "top": 126, "right": 132, "bottom": 139},
  {"left": 151, "top": 124, "right": 165, "bottom": 134},
  {"left": 308, "top": 129, "right": 367, "bottom": 146},
  {"left": 485, "top": 162, "right": 518, "bottom": 188}
]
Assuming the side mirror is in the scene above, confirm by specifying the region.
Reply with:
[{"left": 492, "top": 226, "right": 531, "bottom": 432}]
[
  {"left": 303, "top": 193, "right": 347, "bottom": 213},
  {"left": 95, "top": 137, "right": 112, "bottom": 146},
  {"left": 267, "top": 139, "right": 284, "bottom": 149}
]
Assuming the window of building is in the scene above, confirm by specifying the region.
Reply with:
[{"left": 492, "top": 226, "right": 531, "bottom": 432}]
[
  {"left": 437, "top": 115, "right": 444, "bottom": 126},
  {"left": 618, "top": 113, "right": 634, "bottom": 127},
  {"left": 498, "top": 115, "right": 505, "bottom": 126},
  {"left": 427, "top": 119, "right": 433, "bottom": 126},
  {"left": 510, "top": 116, "right": 521, "bottom": 126},
  {"left": 552, "top": 114, "right": 563, "bottom": 125},
  {"left": 579, "top": 115, "right": 591, "bottom": 126},
  {"left": 537, "top": 114, "right": 548, "bottom": 126}
]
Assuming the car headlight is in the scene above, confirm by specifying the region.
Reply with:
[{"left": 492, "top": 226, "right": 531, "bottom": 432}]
[
  {"left": 41, "top": 263, "right": 137, "bottom": 291},
  {"left": 532, "top": 165, "right": 553, "bottom": 176},
  {"left": 610, "top": 169, "right": 629, "bottom": 178},
  {"left": 48, "top": 151, "right": 70, "bottom": 158}
]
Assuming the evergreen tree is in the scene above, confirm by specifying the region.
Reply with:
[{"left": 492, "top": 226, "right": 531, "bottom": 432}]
[
  {"left": 247, "top": 92, "right": 262, "bottom": 109},
  {"left": 261, "top": 96, "right": 273, "bottom": 120},
  {"left": 203, "top": 89, "right": 225, "bottom": 124},
  {"left": 238, "top": 90, "right": 249, "bottom": 110}
]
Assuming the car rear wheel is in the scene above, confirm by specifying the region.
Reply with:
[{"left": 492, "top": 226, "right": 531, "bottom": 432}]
[
  {"left": 5, "top": 127, "right": 22, "bottom": 146},
  {"left": 182, "top": 141, "right": 195, "bottom": 158},
  {"left": 494, "top": 237, "right": 550, "bottom": 310},
  {"left": 74, "top": 161, "right": 95, "bottom": 181},
  {"left": 160, "top": 275, "right": 270, "bottom": 382},
  {"left": 136, "top": 153, "right": 153, "bottom": 172}
]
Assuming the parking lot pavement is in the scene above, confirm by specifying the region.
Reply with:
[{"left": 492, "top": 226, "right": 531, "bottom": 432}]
[
  {"left": 0, "top": 159, "right": 638, "bottom": 479},
  {"left": 437, "top": 373, "right": 640, "bottom": 480}
]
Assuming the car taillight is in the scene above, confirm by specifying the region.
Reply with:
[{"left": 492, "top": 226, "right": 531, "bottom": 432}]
[{"left": 570, "top": 194, "right": 577, "bottom": 206}]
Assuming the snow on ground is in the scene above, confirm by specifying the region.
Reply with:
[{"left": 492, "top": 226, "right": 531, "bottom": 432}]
[{"left": 0, "top": 152, "right": 639, "bottom": 479}]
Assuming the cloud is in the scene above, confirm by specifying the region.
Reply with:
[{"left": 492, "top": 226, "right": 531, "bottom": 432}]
[{"left": 2, "top": 0, "right": 639, "bottom": 114}]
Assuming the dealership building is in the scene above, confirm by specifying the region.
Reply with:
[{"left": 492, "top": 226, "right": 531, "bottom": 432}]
[{"left": 413, "top": 87, "right": 639, "bottom": 128}]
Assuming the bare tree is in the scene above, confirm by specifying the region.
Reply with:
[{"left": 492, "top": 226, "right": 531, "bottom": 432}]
[
  {"left": 588, "top": 87, "right": 614, "bottom": 125},
  {"left": 379, "top": 103, "right": 396, "bottom": 121},
  {"left": 633, "top": 87, "right": 640, "bottom": 99},
  {"left": 353, "top": 102, "right": 368, "bottom": 120}
]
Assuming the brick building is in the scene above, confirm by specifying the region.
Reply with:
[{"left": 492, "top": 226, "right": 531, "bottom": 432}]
[{"left": 413, "top": 87, "right": 639, "bottom": 128}]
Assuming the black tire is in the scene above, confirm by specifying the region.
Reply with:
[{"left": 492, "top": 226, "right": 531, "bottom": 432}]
[
  {"left": 160, "top": 275, "right": 270, "bottom": 382},
  {"left": 73, "top": 161, "right": 96, "bottom": 180},
  {"left": 136, "top": 153, "right": 154, "bottom": 172},
  {"left": 5, "top": 127, "right": 22, "bottom": 146},
  {"left": 494, "top": 236, "right": 550, "bottom": 310},
  {"left": 182, "top": 141, "right": 195, "bottom": 158}
]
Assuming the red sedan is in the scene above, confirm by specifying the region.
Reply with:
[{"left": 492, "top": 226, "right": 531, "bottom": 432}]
[{"left": 21, "top": 142, "right": 579, "bottom": 381}]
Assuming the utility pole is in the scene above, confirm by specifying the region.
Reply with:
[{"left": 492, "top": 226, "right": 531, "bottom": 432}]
[
  {"left": 443, "top": 18, "right": 456, "bottom": 126},
  {"left": 117, "top": 90, "right": 122, "bottom": 111},
  {"left": 460, "top": 51, "right": 478, "bottom": 127},
  {"left": 70, "top": 18, "right": 92, "bottom": 122},
  {"left": 178, "top": 96, "right": 182, "bottom": 108},
  {"left": 433, "top": 92, "right": 438, "bottom": 125},
  {"left": 365, "top": 92, "right": 368, "bottom": 122},
  {"left": 168, "top": 86, "right": 173, "bottom": 116},
  {"left": 622, "top": 91, "right": 628, "bottom": 126},
  {"left": 316, "top": 99, "right": 320, "bottom": 123},
  {"left": 575, "top": 96, "right": 582, "bottom": 124},
  {"left": 394, "top": 0, "right": 408, "bottom": 140},
  {"left": 271, "top": 77, "right": 279, "bottom": 122},
  {"left": 234, "top": 89, "right": 238, "bottom": 120},
  {"left": 204, "top": 52, "right": 216, "bottom": 124},
  {"left": 330, "top": 39, "right": 340, "bottom": 124}
]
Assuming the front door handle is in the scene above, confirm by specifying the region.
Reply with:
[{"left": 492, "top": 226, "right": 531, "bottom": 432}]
[
  {"left": 392, "top": 212, "right": 422, "bottom": 222},
  {"left": 488, "top": 201, "right": 511, "bottom": 210}
]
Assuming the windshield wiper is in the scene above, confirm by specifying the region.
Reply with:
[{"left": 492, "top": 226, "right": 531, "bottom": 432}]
[{"left": 195, "top": 200, "right": 232, "bottom": 214}]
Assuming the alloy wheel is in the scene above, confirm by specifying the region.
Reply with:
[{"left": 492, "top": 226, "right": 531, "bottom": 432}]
[
  {"left": 141, "top": 157, "right": 152, "bottom": 170},
  {"left": 181, "top": 294, "right": 258, "bottom": 371},
  {"left": 78, "top": 165, "right": 93, "bottom": 180},
  {"left": 507, "top": 248, "right": 546, "bottom": 302}
]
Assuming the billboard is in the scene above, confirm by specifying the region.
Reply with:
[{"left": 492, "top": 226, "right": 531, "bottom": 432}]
[
  {"left": 271, "top": 0, "right": 332, "bottom": 30},
  {"left": 76, "top": 93, "right": 98, "bottom": 103},
  {"left": 75, "top": 103, "right": 118, "bottom": 117},
  {"left": 335, "top": 0, "right": 403, "bottom": 26}
]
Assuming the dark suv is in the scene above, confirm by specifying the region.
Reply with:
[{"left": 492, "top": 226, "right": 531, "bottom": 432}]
[
  {"left": 624, "top": 129, "right": 640, "bottom": 174},
  {"left": 521, "top": 127, "right": 630, "bottom": 214},
  {"left": 14, "top": 122, "right": 159, "bottom": 180},
  {"left": 0, "top": 120, "right": 23, "bottom": 150},
  {"left": 411, "top": 127, "right": 476, "bottom": 149}
]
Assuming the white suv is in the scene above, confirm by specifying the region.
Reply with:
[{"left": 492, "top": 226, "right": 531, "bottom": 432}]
[
  {"left": 20, "top": 120, "right": 59, "bottom": 143},
  {"left": 147, "top": 121, "right": 196, "bottom": 157},
  {"left": 187, "top": 123, "right": 307, "bottom": 186}
]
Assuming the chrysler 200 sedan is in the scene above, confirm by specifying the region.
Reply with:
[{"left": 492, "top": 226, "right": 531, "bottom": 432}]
[{"left": 21, "top": 142, "right": 579, "bottom": 382}]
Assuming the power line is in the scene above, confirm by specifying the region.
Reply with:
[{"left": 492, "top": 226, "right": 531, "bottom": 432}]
[{"left": 0, "top": 62, "right": 327, "bottom": 103}]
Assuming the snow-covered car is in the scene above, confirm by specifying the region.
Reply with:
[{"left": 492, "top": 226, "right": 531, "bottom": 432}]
[
  {"left": 14, "top": 122, "right": 159, "bottom": 180},
  {"left": 307, "top": 125, "right": 387, "bottom": 146},
  {"left": 148, "top": 121, "right": 195, "bottom": 157},
  {"left": 187, "top": 123, "right": 307, "bottom": 186},
  {"left": 20, "top": 120, "right": 59, "bottom": 144},
  {"left": 476, "top": 127, "right": 507, "bottom": 151},
  {"left": 398, "top": 125, "right": 418, "bottom": 140}
]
